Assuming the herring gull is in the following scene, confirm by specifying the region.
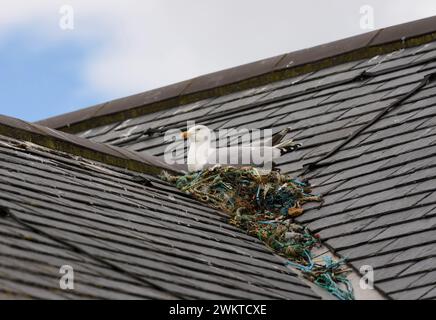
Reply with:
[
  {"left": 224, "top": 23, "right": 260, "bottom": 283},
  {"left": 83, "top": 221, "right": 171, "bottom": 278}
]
[{"left": 181, "top": 125, "right": 301, "bottom": 172}]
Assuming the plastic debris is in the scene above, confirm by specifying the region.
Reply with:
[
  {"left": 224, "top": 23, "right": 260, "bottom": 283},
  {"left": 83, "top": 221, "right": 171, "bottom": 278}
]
[{"left": 162, "top": 165, "right": 354, "bottom": 300}]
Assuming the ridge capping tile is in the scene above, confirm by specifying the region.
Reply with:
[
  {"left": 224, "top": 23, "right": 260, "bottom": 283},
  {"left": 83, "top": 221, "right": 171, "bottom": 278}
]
[{"left": 0, "top": 114, "right": 184, "bottom": 175}]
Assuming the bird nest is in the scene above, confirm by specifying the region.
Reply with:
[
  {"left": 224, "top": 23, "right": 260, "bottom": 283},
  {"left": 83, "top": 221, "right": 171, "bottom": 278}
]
[
  {"left": 162, "top": 166, "right": 354, "bottom": 300},
  {"left": 163, "top": 166, "right": 320, "bottom": 217}
]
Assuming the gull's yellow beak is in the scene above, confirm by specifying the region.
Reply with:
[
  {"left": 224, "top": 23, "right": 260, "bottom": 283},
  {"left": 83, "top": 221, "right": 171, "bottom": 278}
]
[{"left": 181, "top": 131, "right": 190, "bottom": 140}]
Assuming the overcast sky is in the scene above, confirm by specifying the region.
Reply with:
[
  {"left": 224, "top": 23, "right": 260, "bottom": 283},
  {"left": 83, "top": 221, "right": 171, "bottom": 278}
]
[{"left": 1, "top": 0, "right": 436, "bottom": 121}]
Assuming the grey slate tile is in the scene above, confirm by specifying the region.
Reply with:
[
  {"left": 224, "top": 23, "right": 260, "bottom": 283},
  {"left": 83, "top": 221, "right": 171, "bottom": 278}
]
[
  {"left": 421, "top": 286, "right": 436, "bottom": 299},
  {"left": 374, "top": 263, "right": 415, "bottom": 282},
  {"left": 400, "top": 257, "right": 436, "bottom": 276},
  {"left": 413, "top": 270, "right": 436, "bottom": 287},
  {"left": 376, "top": 273, "right": 424, "bottom": 294},
  {"left": 390, "top": 285, "right": 435, "bottom": 300},
  {"left": 370, "top": 215, "right": 436, "bottom": 242}
]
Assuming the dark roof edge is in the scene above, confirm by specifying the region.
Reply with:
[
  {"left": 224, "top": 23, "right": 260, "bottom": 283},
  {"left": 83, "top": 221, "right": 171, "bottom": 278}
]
[
  {"left": 37, "top": 15, "right": 436, "bottom": 133},
  {"left": 0, "top": 114, "right": 184, "bottom": 176}
]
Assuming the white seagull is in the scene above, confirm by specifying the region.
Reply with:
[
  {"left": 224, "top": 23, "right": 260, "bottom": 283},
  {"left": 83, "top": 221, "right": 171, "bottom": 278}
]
[{"left": 181, "top": 125, "right": 301, "bottom": 172}]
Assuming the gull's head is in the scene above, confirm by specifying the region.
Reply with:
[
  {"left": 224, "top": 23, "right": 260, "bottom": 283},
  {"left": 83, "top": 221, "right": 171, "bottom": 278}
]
[{"left": 181, "top": 125, "right": 211, "bottom": 143}]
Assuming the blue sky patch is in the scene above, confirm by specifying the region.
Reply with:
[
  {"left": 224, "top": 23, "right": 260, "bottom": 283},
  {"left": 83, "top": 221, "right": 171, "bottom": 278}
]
[{"left": 0, "top": 31, "right": 106, "bottom": 121}]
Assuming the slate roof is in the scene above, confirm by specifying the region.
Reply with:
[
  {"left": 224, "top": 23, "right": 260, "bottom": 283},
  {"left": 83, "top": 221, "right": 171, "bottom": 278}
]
[
  {"left": 45, "top": 18, "right": 436, "bottom": 299},
  {"left": 2, "top": 15, "right": 436, "bottom": 300},
  {"left": 0, "top": 131, "right": 319, "bottom": 299}
]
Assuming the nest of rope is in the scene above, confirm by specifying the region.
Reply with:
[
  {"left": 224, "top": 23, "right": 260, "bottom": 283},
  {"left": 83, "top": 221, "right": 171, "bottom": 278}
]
[{"left": 162, "top": 165, "right": 354, "bottom": 300}]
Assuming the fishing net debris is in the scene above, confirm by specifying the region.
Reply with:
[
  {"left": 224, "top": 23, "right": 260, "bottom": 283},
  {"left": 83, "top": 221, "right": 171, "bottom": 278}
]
[{"left": 161, "top": 165, "right": 354, "bottom": 300}]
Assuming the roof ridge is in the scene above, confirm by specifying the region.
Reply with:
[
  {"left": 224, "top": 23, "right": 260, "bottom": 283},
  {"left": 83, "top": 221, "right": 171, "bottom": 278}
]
[
  {"left": 37, "top": 15, "right": 436, "bottom": 133},
  {"left": 0, "top": 114, "right": 184, "bottom": 176}
]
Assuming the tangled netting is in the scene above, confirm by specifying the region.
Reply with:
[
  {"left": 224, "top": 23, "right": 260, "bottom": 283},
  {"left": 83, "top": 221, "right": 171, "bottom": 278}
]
[{"left": 162, "top": 166, "right": 354, "bottom": 300}]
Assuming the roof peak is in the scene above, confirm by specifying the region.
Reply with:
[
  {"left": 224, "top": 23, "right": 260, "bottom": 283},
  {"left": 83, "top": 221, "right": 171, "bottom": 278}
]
[
  {"left": 37, "top": 15, "right": 436, "bottom": 133},
  {"left": 0, "top": 114, "right": 184, "bottom": 175}
]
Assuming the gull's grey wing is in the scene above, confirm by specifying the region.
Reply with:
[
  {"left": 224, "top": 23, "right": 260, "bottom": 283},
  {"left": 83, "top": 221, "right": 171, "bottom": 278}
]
[{"left": 207, "top": 146, "right": 281, "bottom": 167}]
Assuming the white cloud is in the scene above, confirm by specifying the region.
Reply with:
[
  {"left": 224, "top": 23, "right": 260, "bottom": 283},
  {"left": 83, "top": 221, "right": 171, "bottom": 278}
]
[{"left": 1, "top": 0, "right": 436, "bottom": 100}]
